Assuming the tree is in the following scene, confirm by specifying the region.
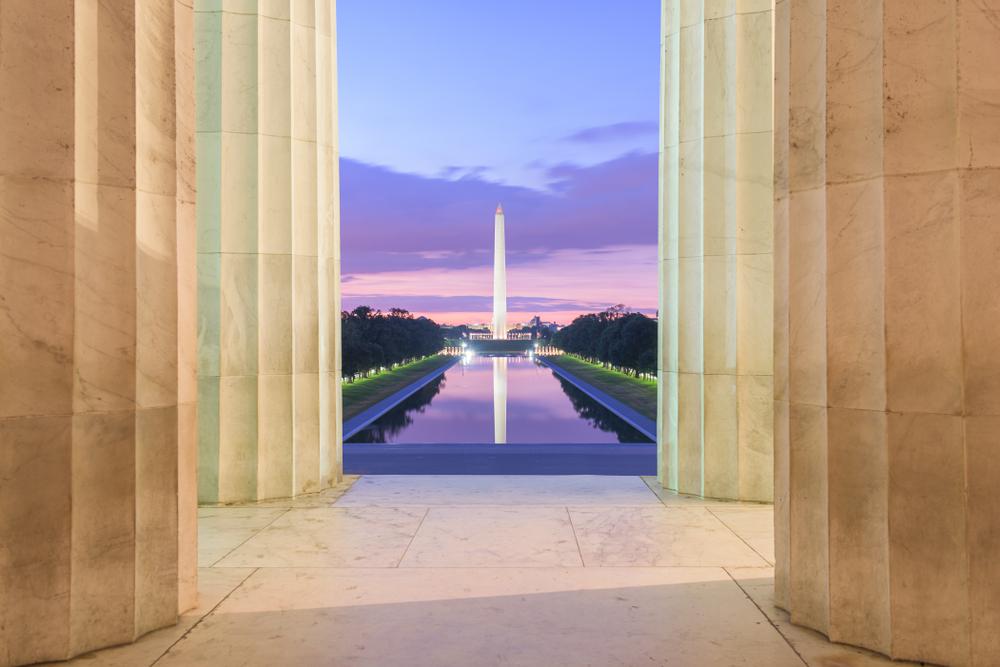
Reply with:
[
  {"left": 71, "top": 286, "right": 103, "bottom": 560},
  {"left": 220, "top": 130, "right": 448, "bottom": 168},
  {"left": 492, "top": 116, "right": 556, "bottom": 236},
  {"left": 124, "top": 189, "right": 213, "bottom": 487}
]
[
  {"left": 553, "top": 308, "right": 657, "bottom": 377},
  {"left": 341, "top": 306, "right": 445, "bottom": 380}
]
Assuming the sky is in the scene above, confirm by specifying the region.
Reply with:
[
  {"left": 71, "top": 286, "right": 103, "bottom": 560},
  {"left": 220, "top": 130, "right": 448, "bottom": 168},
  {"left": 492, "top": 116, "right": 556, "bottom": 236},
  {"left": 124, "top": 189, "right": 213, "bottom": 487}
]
[{"left": 338, "top": 0, "right": 661, "bottom": 325}]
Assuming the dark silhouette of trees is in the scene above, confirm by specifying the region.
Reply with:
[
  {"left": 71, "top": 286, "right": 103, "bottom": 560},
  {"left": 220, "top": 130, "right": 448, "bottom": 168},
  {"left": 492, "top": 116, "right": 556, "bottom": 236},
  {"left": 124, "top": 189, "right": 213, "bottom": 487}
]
[
  {"left": 345, "top": 375, "right": 446, "bottom": 443},
  {"left": 341, "top": 306, "right": 444, "bottom": 380},
  {"left": 553, "top": 375, "right": 652, "bottom": 443},
  {"left": 440, "top": 324, "right": 470, "bottom": 343},
  {"left": 511, "top": 323, "right": 554, "bottom": 342},
  {"left": 552, "top": 306, "right": 657, "bottom": 377}
]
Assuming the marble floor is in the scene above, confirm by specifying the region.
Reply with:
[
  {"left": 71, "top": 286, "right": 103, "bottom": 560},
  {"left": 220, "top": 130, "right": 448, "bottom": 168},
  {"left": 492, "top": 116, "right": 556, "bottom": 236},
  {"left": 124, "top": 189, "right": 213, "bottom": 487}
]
[{"left": 55, "top": 476, "right": 919, "bottom": 667}]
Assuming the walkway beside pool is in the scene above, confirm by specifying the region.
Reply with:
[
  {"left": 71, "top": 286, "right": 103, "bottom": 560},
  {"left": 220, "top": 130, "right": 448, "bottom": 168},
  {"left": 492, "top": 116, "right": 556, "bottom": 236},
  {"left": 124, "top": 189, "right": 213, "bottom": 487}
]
[{"left": 56, "top": 476, "right": 919, "bottom": 667}]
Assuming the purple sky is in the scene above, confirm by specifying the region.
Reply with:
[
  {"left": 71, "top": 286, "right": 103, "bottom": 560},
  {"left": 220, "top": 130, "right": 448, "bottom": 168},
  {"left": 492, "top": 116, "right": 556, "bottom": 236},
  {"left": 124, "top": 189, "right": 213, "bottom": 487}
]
[{"left": 338, "top": 0, "right": 660, "bottom": 325}]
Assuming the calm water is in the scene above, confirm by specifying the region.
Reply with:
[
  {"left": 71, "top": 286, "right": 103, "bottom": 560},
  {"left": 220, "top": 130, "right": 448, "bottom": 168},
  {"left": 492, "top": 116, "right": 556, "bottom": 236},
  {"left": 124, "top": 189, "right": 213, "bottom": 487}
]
[{"left": 346, "top": 354, "right": 653, "bottom": 444}]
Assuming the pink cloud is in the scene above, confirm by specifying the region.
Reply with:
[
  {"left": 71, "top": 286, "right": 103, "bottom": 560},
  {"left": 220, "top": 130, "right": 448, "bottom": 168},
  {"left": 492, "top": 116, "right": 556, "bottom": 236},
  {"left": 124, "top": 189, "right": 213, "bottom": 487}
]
[
  {"left": 342, "top": 245, "right": 658, "bottom": 325},
  {"left": 340, "top": 150, "right": 658, "bottom": 324}
]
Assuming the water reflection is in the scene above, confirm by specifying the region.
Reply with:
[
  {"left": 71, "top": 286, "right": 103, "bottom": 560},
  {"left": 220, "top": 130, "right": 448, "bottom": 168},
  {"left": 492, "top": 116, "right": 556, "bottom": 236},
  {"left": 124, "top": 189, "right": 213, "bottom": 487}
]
[
  {"left": 347, "top": 375, "right": 446, "bottom": 443},
  {"left": 552, "top": 375, "right": 652, "bottom": 443},
  {"left": 493, "top": 356, "right": 507, "bottom": 444},
  {"left": 345, "top": 354, "right": 652, "bottom": 444}
]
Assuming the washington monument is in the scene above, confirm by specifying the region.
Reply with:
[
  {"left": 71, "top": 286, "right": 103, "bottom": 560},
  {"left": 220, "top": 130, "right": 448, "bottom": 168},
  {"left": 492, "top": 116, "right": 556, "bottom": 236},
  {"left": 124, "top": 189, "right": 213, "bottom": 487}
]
[{"left": 493, "top": 203, "right": 507, "bottom": 339}]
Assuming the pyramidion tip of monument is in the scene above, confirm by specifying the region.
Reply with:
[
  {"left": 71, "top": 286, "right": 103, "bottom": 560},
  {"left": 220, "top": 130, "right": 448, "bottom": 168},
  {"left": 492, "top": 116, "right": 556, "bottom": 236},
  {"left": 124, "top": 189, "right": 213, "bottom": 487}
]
[{"left": 496, "top": 202, "right": 504, "bottom": 215}]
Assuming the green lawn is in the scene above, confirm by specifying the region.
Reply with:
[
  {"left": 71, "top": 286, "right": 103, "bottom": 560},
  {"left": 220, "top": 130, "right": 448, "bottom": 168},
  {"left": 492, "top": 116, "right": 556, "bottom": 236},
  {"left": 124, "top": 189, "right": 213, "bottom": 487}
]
[
  {"left": 342, "top": 355, "right": 457, "bottom": 421},
  {"left": 543, "top": 354, "right": 658, "bottom": 420}
]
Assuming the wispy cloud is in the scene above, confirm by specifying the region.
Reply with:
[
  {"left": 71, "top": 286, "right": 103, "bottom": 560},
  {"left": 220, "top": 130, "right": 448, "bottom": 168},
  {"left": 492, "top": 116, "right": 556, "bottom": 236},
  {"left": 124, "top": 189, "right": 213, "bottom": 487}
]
[
  {"left": 437, "top": 165, "right": 494, "bottom": 181},
  {"left": 340, "top": 150, "right": 658, "bottom": 324},
  {"left": 563, "top": 121, "right": 659, "bottom": 144},
  {"left": 341, "top": 151, "right": 657, "bottom": 274},
  {"left": 342, "top": 245, "right": 658, "bottom": 325}
]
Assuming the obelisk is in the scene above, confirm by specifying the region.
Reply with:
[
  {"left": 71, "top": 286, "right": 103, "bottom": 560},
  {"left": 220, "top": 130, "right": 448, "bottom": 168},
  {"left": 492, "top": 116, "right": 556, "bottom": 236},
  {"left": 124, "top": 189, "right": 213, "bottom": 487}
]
[{"left": 493, "top": 203, "right": 507, "bottom": 339}]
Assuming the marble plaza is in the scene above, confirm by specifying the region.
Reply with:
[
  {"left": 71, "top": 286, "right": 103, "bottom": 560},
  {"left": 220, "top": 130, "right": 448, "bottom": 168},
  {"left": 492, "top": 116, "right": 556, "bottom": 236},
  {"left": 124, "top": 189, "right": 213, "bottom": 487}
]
[{"left": 46, "top": 476, "right": 922, "bottom": 667}]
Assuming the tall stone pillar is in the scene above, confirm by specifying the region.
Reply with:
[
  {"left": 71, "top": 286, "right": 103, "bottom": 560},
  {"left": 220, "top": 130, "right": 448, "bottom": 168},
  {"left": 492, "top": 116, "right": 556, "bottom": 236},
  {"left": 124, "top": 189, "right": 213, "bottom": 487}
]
[
  {"left": 493, "top": 203, "right": 507, "bottom": 339},
  {"left": 196, "top": 0, "right": 341, "bottom": 504},
  {"left": 0, "top": 2, "right": 197, "bottom": 665},
  {"left": 774, "top": 1, "right": 1000, "bottom": 664},
  {"left": 658, "top": 1, "right": 774, "bottom": 501}
]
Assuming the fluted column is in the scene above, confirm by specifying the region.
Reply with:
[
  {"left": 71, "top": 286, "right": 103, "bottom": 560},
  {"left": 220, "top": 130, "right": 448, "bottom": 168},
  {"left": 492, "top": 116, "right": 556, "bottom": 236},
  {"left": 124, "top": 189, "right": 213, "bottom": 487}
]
[
  {"left": 775, "top": 1, "right": 1000, "bottom": 664},
  {"left": 658, "top": 1, "right": 773, "bottom": 501},
  {"left": 196, "top": 0, "right": 341, "bottom": 504},
  {"left": 0, "top": 2, "right": 197, "bottom": 664}
]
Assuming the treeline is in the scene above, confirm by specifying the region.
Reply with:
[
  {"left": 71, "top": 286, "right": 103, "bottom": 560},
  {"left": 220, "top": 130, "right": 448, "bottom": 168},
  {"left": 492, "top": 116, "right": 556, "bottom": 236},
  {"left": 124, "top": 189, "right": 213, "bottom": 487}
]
[
  {"left": 552, "top": 306, "right": 657, "bottom": 377},
  {"left": 441, "top": 323, "right": 554, "bottom": 343},
  {"left": 342, "top": 306, "right": 444, "bottom": 381}
]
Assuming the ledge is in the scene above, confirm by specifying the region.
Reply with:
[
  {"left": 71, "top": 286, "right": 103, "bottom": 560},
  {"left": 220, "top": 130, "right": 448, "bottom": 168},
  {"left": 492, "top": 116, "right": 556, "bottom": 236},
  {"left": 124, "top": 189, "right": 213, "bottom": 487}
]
[{"left": 344, "top": 443, "right": 656, "bottom": 475}]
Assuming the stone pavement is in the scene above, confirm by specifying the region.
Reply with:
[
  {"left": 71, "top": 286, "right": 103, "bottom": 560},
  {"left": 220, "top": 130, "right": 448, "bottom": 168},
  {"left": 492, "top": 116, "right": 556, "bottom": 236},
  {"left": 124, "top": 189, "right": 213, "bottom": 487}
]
[{"left": 54, "top": 476, "right": 919, "bottom": 667}]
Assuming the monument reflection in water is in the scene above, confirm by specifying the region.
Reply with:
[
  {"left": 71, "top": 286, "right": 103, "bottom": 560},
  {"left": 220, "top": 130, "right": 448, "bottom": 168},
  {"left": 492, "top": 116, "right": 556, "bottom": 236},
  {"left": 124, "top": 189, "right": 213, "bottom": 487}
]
[
  {"left": 493, "top": 356, "right": 507, "bottom": 443},
  {"left": 346, "top": 354, "right": 651, "bottom": 445}
]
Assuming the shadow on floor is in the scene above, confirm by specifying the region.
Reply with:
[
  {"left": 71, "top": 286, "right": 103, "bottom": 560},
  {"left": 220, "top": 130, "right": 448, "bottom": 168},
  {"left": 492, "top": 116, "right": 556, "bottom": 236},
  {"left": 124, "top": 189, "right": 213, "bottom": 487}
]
[{"left": 155, "top": 572, "right": 802, "bottom": 667}]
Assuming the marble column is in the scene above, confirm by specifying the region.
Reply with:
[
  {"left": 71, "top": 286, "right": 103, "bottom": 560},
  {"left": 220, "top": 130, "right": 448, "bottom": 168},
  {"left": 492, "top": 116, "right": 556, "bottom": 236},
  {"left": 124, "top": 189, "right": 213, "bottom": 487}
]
[
  {"left": 0, "top": 2, "right": 197, "bottom": 665},
  {"left": 195, "top": 0, "right": 341, "bottom": 504},
  {"left": 658, "top": 1, "right": 774, "bottom": 501},
  {"left": 774, "top": 1, "right": 1000, "bottom": 664}
]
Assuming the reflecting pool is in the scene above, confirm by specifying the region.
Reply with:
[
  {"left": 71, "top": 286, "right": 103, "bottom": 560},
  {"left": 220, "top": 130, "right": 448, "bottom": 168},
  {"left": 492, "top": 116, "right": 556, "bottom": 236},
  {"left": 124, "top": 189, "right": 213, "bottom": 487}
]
[{"left": 346, "top": 354, "right": 653, "bottom": 444}]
